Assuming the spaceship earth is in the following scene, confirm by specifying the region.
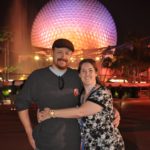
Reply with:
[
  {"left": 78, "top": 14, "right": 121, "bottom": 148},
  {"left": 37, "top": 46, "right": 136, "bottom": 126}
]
[{"left": 31, "top": 0, "right": 117, "bottom": 50}]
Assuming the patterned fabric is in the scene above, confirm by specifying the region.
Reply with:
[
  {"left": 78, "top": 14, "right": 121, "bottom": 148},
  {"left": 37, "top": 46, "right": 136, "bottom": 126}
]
[{"left": 81, "top": 85, "right": 125, "bottom": 150}]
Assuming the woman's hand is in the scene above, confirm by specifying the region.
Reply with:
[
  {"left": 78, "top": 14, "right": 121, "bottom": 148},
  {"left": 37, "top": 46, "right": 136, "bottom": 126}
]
[{"left": 37, "top": 108, "right": 51, "bottom": 123}]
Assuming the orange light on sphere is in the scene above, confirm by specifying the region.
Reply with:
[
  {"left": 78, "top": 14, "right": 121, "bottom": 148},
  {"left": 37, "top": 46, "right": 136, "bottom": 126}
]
[{"left": 31, "top": 0, "right": 117, "bottom": 54}]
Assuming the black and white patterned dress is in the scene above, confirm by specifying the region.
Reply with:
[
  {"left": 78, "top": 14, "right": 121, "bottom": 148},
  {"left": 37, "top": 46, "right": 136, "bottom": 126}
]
[{"left": 81, "top": 85, "right": 125, "bottom": 150}]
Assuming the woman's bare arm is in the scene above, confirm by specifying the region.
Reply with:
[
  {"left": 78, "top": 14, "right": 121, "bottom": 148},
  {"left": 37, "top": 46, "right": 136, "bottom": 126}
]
[{"left": 38, "top": 101, "right": 102, "bottom": 122}]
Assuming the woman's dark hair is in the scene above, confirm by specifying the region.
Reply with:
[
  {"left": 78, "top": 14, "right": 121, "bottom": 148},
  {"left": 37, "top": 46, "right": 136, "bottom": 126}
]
[{"left": 78, "top": 58, "right": 101, "bottom": 84}]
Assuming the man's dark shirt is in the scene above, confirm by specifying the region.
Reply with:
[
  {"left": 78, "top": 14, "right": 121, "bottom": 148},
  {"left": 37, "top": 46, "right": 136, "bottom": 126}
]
[{"left": 15, "top": 67, "right": 83, "bottom": 150}]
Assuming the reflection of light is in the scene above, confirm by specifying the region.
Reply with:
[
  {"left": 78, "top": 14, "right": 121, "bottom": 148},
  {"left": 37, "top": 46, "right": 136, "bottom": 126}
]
[
  {"left": 109, "top": 79, "right": 128, "bottom": 83},
  {"left": 80, "top": 57, "right": 84, "bottom": 60},
  {"left": 34, "top": 55, "right": 40, "bottom": 61}
]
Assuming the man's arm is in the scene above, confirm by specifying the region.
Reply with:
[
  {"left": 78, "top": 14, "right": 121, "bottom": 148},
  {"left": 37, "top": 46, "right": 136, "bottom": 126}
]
[
  {"left": 18, "top": 109, "right": 36, "bottom": 149},
  {"left": 113, "top": 107, "right": 120, "bottom": 128}
]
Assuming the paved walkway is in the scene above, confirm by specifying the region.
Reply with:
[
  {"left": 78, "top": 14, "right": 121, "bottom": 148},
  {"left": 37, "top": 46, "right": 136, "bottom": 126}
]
[{"left": 115, "top": 97, "right": 150, "bottom": 150}]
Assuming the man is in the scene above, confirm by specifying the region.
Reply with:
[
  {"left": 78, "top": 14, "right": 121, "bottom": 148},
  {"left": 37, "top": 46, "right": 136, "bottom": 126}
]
[
  {"left": 15, "top": 39, "right": 83, "bottom": 150},
  {"left": 15, "top": 38, "right": 120, "bottom": 150}
]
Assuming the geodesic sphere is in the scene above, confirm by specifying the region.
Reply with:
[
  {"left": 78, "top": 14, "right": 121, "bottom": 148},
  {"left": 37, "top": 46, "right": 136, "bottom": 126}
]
[{"left": 31, "top": 0, "right": 117, "bottom": 50}]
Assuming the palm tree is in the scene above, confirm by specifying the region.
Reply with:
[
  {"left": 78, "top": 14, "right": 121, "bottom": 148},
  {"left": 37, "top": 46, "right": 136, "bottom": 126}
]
[
  {"left": 100, "top": 35, "right": 150, "bottom": 83},
  {"left": 0, "top": 30, "right": 14, "bottom": 80},
  {"left": 110, "top": 36, "right": 150, "bottom": 83}
]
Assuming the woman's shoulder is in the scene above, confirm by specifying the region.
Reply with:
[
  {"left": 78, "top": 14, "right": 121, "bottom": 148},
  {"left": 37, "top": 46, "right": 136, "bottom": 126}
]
[
  {"left": 90, "top": 84, "right": 112, "bottom": 101},
  {"left": 94, "top": 84, "right": 110, "bottom": 94}
]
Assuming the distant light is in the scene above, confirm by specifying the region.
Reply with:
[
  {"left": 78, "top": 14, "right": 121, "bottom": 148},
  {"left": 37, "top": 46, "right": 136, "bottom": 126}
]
[
  {"left": 140, "top": 81, "right": 146, "bottom": 83},
  {"left": 8, "top": 79, "right": 14, "bottom": 82},
  {"left": 109, "top": 79, "right": 128, "bottom": 83},
  {"left": 2, "top": 89, "right": 11, "bottom": 97},
  {"left": 11, "top": 107, "right": 16, "bottom": 111},
  {"left": 70, "top": 57, "right": 76, "bottom": 62},
  {"left": 19, "top": 74, "right": 27, "bottom": 80},
  {"left": 49, "top": 56, "right": 53, "bottom": 61},
  {"left": 3, "top": 99, "right": 11, "bottom": 105},
  {"left": 95, "top": 57, "right": 100, "bottom": 61},
  {"left": 8, "top": 89, "right": 12, "bottom": 93},
  {"left": 34, "top": 55, "right": 40, "bottom": 61},
  {"left": 114, "top": 91, "right": 119, "bottom": 97}
]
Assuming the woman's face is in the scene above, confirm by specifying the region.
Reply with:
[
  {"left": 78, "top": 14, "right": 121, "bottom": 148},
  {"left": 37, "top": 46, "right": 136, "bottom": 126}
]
[{"left": 79, "top": 62, "right": 97, "bottom": 86}]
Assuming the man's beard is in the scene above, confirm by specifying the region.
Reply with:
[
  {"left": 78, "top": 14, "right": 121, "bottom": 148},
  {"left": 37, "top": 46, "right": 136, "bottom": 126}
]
[{"left": 56, "top": 59, "right": 68, "bottom": 70}]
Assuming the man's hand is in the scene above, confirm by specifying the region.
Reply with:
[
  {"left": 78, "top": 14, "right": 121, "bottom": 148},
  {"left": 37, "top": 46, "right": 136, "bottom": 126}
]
[
  {"left": 113, "top": 108, "right": 120, "bottom": 128},
  {"left": 18, "top": 110, "right": 36, "bottom": 149},
  {"left": 27, "top": 134, "right": 36, "bottom": 150},
  {"left": 37, "top": 108, "right": 51, "bottom": 123}
]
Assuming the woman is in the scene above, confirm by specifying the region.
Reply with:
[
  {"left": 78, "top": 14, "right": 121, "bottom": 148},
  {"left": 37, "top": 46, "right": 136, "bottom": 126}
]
[{"left": 38, "top": 59, "right": 125, "bottom": 150}]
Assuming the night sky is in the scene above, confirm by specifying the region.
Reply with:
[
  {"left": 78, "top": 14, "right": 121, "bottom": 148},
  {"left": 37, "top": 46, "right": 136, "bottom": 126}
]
[
  {"left": 0, "top": 0, "right": 150, "bottom": 44},
  {"left": 101, "top": 0, "right": 150, "bottom": 43}
]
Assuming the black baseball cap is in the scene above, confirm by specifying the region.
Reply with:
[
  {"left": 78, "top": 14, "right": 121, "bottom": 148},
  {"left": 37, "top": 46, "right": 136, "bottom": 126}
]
[{"left": 52, "top": 38, "right": 74, "bottom": 52}]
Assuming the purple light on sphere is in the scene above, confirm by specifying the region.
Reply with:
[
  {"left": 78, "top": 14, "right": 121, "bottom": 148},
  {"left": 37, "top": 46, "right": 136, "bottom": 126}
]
[{"left": 31, "top": 0, "right": 117, "bottom": 50}]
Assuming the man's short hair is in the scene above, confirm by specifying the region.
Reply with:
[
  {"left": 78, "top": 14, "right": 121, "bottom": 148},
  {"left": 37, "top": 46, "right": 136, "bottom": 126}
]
[{"left": 52, "top": 38, "right": 74, "bottom": 52}]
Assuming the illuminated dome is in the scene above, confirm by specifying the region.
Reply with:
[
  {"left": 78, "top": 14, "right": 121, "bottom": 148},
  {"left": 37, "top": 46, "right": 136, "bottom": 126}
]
[{"left": 31, "top": 0, "right": 117, "bottom": 51}]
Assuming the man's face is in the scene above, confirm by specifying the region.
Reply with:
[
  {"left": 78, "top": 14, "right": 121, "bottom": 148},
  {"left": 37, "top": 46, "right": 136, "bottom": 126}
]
[{"left": 52, "top": 47, "right": 73, "bottom": 70}]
